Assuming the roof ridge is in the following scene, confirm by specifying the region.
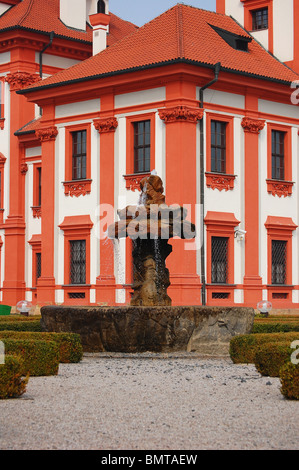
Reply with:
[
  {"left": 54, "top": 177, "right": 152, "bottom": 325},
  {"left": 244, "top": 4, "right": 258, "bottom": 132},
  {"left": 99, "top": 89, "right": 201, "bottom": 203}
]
[
  {"left": 18, "top": 0, "right": 34, "bottom": 26},
  {"left": 176, "top": 3, "right": 184, "bottom": 58}
]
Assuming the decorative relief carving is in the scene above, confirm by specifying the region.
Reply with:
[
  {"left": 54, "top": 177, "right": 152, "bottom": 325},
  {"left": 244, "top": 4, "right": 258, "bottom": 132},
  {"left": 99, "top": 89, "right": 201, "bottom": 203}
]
[
  {"left": 266, "top": 180, "right": 293, "bottom": 198},
  {"left": 35, "top": 127, "right": 58, "bottom": 142},
  {"left": 5, "top": 72, "right": 40, "bottom": 91},
  {"left": 124, "top": 173, "right": 151, "bottom": 192},
  {"left": 93, "top": 117, "right": 118, "bottom": 133},
  {"left": 241, "top": 117, "right": 265, "bottom": 134},
  {"left": 20, "top": 162, "right": 28, "bottom": 175},
  {"left": 159, "top": 106, "right": 204, "bottom": 123},
  {"left": 63, "top": 180, "right": 92, "bottom": 198},
  {"left": 32, "top": 206, "right": 42, "bottom": 219},
  {"left": 205, "top": 173, "right": 236, "bottom": 192}
]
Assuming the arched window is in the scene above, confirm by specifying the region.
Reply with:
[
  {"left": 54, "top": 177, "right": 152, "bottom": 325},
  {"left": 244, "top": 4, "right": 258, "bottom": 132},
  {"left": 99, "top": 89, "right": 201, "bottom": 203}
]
[{"left": 97, "top": 0, "right": 105, "bottom": 14}]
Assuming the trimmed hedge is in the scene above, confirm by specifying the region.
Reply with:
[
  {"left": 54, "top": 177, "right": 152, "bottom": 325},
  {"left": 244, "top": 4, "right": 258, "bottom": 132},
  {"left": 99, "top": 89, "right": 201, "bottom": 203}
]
[
  {"left": 0, "top": 315, "right": 41, "bottom": 322},
  {"left": 0, "top": 331, "right": 83, "bottom": 363},
  {"left": 252, "top": 322, "right": 299, "bottom": 334},
  {"left": 229, "top": 332, "right": 299, "bottom": 364},
  {"left": 0, "top": 320, "right": 42, "bottom": 332},
  {"left": 254, "top": 342, "right": 293, "bottom": 377},
  {"left": 0, "top": 355, "right": 28, "bottom": 399},
  {"left": 2, "top": 338, "right": 59, "bottom": 376},
  {"left": 280, "top": 363, "right": 299, "bottom": 400}
]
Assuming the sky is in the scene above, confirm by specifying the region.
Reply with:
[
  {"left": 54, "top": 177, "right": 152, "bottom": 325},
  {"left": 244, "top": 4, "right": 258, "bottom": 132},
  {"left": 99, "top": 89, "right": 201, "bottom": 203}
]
[{"left": 109, "top": 0, "right": 216, "bottom": 26}]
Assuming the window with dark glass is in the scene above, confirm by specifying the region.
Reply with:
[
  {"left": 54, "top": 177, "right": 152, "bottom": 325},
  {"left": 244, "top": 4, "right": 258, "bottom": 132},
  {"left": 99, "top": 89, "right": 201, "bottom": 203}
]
[
  {"left": 252, "top": 8, "right": 268, "bottom": 31},
  {"left": 36, "top": 252, "right": 41, "bottom": 286},
  {"left": 70, "top": 240, "right": 86, "bottom": 285},
  {"left": 72, "top": 130, "right": 87, "bottom": 180},
  {"left": 37, "top": 167, "right": 42, "bottom": 206},
  {"left": 0, "top": 81, "right": 3, "bottom": 119},
  {"left": 272, "top": 130, "right": 285, "bottom": 180},
  {"left": 97, "top": 0, "right": 105, "bottom": 14},
  {"left": 211, "top": 237, "right": 229, "bottom": 284},
  {"left": 272, "top": 240, "right": 287, "bottom": 285},
  {"left": 134, "top": 120, "right": 151, "bottom": 174},
  {"left": 211, "top": 121, "right": 227, "bottom": 173}
]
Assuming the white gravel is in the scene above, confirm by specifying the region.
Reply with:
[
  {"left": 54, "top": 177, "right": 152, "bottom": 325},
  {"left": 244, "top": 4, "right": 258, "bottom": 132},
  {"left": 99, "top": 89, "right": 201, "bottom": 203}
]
[{"left": 0, "top": 354, "right": 298, "bottom": 450}]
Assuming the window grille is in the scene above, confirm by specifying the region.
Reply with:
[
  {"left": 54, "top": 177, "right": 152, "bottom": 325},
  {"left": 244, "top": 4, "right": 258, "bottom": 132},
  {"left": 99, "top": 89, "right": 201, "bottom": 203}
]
[
  {"left": 252, "top": 8, "right": 268, "bottom": 31},
  {"left": 211, "top": 237, "right": 229, "bottom": 284},
  {"left": 211, "top": 121, "right": 227, "bottom": 173},
  {"left": 68, "top": 293, "right": 86, "bottom": 299},
  {"left": 70, "top": 240, "right": 86, "bottom": 285},
  {"left": 36, "top": 252, "right": 41, "bottom": 286},
  {"left": 272, "top": 293, "right": 288, "bottom": 300},
  {"left": 134, "top": 120, "right": 151, "bottom": 174},
  {"left": 72, "top": 130, "right": 87, "bottom": 180},
  {"left": 212, "top": 292, "right": 229, "bottom": 299},
  {"left": 272, "top": 240, "right": 287, "bottom": 285},
  {"left": 272, "top": 130, "right": 285, "bottom": 180}
]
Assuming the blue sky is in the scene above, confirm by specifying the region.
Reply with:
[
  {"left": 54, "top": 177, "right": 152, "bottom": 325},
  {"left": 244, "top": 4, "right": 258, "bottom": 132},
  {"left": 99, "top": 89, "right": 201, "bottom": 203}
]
[{"left": 109, "top": 1, "right": 216, "bottom": 26}]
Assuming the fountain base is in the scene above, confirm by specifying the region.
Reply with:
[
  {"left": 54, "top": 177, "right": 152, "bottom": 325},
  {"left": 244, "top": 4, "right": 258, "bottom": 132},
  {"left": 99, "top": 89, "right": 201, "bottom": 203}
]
[{"left": 40, "top": 305, "right": 255, "bottom": 357}]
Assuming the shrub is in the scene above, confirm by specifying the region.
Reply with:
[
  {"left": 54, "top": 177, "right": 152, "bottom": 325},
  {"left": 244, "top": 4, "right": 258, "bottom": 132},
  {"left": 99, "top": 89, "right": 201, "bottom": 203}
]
[
  {"left": 2, "top": 339, "right": 59, "bottom": 376},
  {"left": 0, "top": 355, "right": 29, "bottom": 399},
  {"left": 0, "top": 315, "right": 41, "bottom": 322},
  {"left": 252, "top": 322, "right": 299, "bottom": 334},
  {"left": 280, "top": 363, "right": 299, "bottom": 400},
  {"left": 254, "top": 342, "right": 293, "bottom": 377},
  {"left": 229, "top": 332, "right": 299, "bottom": 364},
  {"left": 0, "top": 331, "right": 83, "bottom": 363},
  {"left": 0, "top": 321, "right": 42, "bottom": 332}
]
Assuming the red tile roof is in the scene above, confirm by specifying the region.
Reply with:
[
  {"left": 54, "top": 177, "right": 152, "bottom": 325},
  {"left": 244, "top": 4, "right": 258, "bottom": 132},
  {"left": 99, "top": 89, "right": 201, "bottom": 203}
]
[
  {"left": 14, "top": 116, "right": 42, "bottom": 135},
  {"left": 20, "top": 3, "right": 299, "bottom": 94},
  {"left": 0, "top": 0, "right": 137, "bottom": 46}
]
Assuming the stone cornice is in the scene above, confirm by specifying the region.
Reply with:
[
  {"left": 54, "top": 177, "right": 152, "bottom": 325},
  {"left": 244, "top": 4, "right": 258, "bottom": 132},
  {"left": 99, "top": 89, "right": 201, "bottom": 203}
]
[
  {"left": 241, "top": 117, "right": 265, "bottom": 134},
  {"left": 5, "top": 72, "right": 41, "bottom": 91},
  {"left": 35, "top": 126, "right": 58, "bottom": 142},
  {"left": 158, "top": 106, "right": 204, "bottom": 123},
  {"left": 93, "top": 117, "right": 118, "bottom": 134}
]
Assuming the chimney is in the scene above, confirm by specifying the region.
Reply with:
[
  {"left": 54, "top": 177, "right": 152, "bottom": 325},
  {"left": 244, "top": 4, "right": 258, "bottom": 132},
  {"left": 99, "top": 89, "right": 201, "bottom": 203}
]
[
  {"left": 60, "top": 0, "right": 87, "bottom": 31},
  {"left": 89, "top": 0, "right": 110, "bottom": 55}
]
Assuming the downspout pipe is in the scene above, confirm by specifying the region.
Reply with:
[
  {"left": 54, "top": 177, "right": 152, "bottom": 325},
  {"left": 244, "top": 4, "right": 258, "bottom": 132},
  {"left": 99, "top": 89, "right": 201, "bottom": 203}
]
[
  {"left": 199, "top": 62, "right": 221, "bottom": 306},
  {"left": 39, "top": 31, "right": 55, "bottom": 78}
]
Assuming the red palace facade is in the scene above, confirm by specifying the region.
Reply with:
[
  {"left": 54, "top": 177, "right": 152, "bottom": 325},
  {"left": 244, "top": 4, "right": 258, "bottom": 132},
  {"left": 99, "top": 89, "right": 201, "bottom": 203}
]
[{"left": 0, "top": 0, "right": 298, "bottom": 310}]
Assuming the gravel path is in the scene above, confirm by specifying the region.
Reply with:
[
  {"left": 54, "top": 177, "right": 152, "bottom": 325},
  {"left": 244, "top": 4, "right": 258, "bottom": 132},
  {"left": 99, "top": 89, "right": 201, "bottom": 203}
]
[{"left": 0, "top": 354, "right": 298, "bottom": 450}]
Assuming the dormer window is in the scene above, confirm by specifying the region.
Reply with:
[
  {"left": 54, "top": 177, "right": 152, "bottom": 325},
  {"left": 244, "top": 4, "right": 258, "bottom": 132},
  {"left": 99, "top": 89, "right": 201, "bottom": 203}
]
[
  {"left": 97, "top": 0, "right": 106, "bottom": 14},
  {"left": 252, "top": 8, "right": 268, "bottom": 31},
  {"left": 209, "top": 24, "right": 251, "bottom": 52}
]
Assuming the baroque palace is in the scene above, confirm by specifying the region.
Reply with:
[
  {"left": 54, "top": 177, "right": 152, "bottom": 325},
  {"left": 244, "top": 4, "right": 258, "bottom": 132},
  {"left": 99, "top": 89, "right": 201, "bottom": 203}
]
[{"left": 0, "top": 0, "right": 298, "bottom": 309}]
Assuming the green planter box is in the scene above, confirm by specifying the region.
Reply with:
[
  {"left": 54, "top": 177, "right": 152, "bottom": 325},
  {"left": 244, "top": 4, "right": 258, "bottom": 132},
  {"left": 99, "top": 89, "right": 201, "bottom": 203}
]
[{"left": 0, "top": 305, "right": 11, "bottom": 316}]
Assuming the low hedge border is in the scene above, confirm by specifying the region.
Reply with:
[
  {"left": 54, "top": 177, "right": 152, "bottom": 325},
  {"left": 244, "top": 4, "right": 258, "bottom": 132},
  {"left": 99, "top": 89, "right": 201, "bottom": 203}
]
[
  {"left": 280, "top": 363, "right": 299, "bottom": 400},
  {"left": 229, "top": 332, "right": 299, "bottom": 364},
  {"left": 0, "top": 316, "right": 42, "bottom": 322},
  {"left": 0, "top": 331, "right": 83, "bottom": 363},
  {"left": 0, "top": 355, "right": 29, "bottom": 399},
  {"left": 253, "top": 342, "right": 293, "bottom": 377},
  {"left": 252, "top": 322, "right": 299, "bottom": 334},
  {"left": 0, "top": 321, "right": 42, "bottom": 332},
  {"left": 1, "top": 338, "right": 60, "bottom": 376}
]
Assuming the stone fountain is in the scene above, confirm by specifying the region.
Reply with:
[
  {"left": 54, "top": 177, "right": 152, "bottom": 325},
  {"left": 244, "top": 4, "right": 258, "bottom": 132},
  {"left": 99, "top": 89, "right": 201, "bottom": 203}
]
[
  {"left": 108, "top": 173, "right": 196, "bottom": 307},
  {"left": 41, "top": 174, "right": 255, "bottom": 356}
]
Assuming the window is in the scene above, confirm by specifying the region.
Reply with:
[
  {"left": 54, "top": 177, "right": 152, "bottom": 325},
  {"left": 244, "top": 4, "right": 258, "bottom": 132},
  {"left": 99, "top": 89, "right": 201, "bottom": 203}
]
[
  {"left": 0, "top": 80, "right": 4, "bottom": 129},
  {"left": 70, "top": 240, "right": 86, "bottom": 285},
  {"left": 211, "top": 121, "right": 227, "bottom": 174},
  {"left": 211, "top": 237, "right": 229, "bottom": 284},
  {"left": 97, "top": 0, "right": 105, "bottom": 14},
  {"left": 272, "top": 130, "right": 285, "bottom": 180},
  {"left": 72, "top": 130, "right": 87, "bottom": 181},
  {"left": 272, "top": 240, "right": 287, "bottom": 285},
  {"left": 134, "top": 120, "right": 151, "bottom": 174},
  {"left": 35, "top": 252, "right": 41, "bottom": 286},
  {"left": 210, "top": 24, "right": 251, "bottom": 52},
  {"left": 252, "top": 8, "right": 268, "bottom": 30}
]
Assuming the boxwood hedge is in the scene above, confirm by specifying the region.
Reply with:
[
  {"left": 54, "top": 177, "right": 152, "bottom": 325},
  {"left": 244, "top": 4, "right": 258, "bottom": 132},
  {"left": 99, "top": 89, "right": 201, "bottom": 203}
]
[{"left": 0, "top": 355, "right": 29, "bottom": 399}]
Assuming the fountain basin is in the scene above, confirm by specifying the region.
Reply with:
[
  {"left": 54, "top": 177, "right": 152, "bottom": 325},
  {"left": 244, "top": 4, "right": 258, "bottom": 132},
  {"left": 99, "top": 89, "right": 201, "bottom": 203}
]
[{"left": 40, "top": 306, "right": 255, "bottom": 356}]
